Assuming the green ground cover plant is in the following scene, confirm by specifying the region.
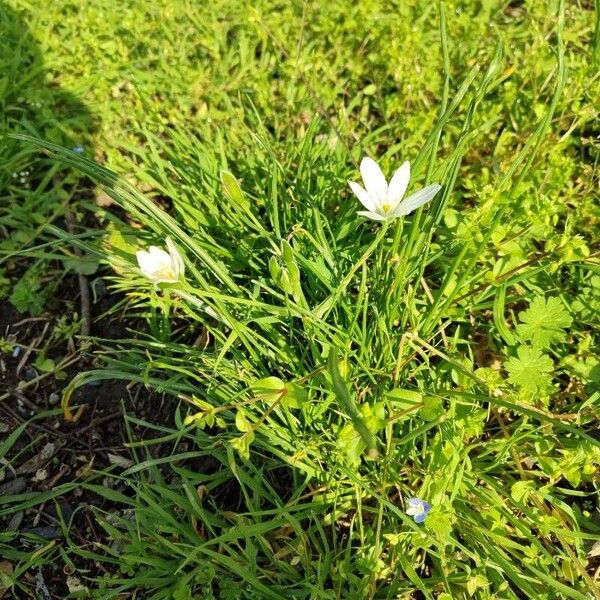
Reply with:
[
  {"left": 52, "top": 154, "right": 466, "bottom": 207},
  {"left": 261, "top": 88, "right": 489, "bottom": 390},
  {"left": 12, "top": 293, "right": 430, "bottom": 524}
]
[{"left": 1, "top": 0, "right": 599, "bottom": 598}]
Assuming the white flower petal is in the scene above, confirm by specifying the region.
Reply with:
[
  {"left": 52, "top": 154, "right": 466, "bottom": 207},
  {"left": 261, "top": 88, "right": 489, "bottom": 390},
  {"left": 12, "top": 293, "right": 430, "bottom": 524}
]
[
  {"left": 357, "top": 210, "right": 387, "bottom": 222},
  {"left": 136, "top": 244, "right": 180, "bottom": 283},
  {"left": 406, "top": 506, "right": 420, "bottom": 516},
  {"left": 349, "top": 181, "right": 377, "bottom": 212},
  {"left": 386, "top": 161, "right": 410, "bottom": 208},
  {"left": 392, "top": 184, "right": 442, "bottom": 217},
  {"left": 147, "top": 246, "right": 171, "bottom": 263},
  {"left": 165, "top": 237, "right": 185, "bottom": 279},
  {"left": 360, "top": 157, "right": 388, "bottom": 205},
  {"left": 136, "top": 250, "right": 159, "bottom": 276}
]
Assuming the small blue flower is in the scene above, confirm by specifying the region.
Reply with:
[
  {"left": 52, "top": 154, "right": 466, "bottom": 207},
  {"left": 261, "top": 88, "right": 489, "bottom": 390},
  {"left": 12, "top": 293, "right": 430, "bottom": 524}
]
[
  {"left": 406, "top": 497, "right": 431, "bottom": 524},
  {"left": 71, "top": 146, "right": 85, "bottom": 154}
]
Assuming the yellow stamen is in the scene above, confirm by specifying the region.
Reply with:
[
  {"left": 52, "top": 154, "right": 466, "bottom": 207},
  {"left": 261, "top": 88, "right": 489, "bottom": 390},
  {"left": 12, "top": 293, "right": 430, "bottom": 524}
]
[
  {"left": 157, "top": 267, "right": 177, "bottom": 280},
  {"left": 382, "top": 203, "right": 392, "bottom": 213}
]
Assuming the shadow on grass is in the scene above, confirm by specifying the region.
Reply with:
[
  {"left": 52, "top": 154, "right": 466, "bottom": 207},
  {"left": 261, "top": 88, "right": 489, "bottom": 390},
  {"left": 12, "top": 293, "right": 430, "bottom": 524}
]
[
  {"left": 0, "top": 1, "right": 98, "bottom": 312},
  {"left": 0, "top": 2, "right": 97, "bottom": 146},
  {"left": 0, "top": 1, "right": 98, "bottom": 229}
]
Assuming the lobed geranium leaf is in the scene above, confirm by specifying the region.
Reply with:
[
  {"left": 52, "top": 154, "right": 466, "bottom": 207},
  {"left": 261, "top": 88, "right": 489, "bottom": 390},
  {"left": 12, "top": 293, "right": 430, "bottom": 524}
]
[
  {"left": 505, "top": 346, "right": 554, "bottom": 394},
  {"left": 516, "top": 296, "right": 572, "bottom": 349}
]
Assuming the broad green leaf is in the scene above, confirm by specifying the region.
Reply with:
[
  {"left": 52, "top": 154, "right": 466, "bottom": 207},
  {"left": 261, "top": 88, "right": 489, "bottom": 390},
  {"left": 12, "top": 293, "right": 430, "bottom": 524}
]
[
  {"left": 420, "top": 396, "right": 444, "bottom": 422},
  {"left": 510, "top": 480, "right": 535, "bottom": 502},
  {"left": 386, "top": 388, "right": 423, "bottom": 412},
  {"left": 282, "top": 382, "right": 307, "bottom": 409},
  {"left": 250, "top": 377, "right": 285, "bottom": 403},
  {"left": 516, "top": 296, "right": 572, "bottom": 348},
  {"left": 467, "top": 574, "right": 489, "bottom": 596},
  {"left": 63, "top": 255, "right": 99, "bottom": 275},
  {"left": 34, "top": 357, "right": 55, "bottom": 372},
  {"left": 425, "top": 505, "right": 453, "bottom": 539},
  {"left": 220, "top": 170, "right": 249, "bottom": 209},
  {"left": 230, "top": 432, "right": 254, "bottom": 461},
  {"left": 505, "top": 346, "right": 554, "bottom": 394},
  {"left": 235, "top": 410, "right": 252, "bottom": 433},
  {"left": 337, "top": 422, "right": 364, "bottom": 467}
]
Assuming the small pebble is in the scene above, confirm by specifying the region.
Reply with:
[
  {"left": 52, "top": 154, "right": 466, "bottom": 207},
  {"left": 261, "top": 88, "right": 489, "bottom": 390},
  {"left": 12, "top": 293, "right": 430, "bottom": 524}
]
[
  {"left": 23, "top": 367, "right": 38, "bottom": 382},
  {"left": 16, "top": 442, "right": 57, "bottom": 474},
  {"left": 88, "top": 379, "right": 102, "bottom": 387},
  {"left": 33, "top": 468, "right": 48, "bottom": 482},
  {"left": 48, "top": 393, "right": 60, "bottom": 406},
  {"left": 7, "top": 510, "right": 24, "bottom": 532},
  {"left": 12, "top": 346, "right": 21, "bottom": 358},
  {"left": 48, "top": 502, "right": 73, "bottom": 521},
  {"left": 0, "top": 477, "right": 26, "bottom": 495},
  {"left": 35, "top": 569, "right": 52, "bottom": 600}
]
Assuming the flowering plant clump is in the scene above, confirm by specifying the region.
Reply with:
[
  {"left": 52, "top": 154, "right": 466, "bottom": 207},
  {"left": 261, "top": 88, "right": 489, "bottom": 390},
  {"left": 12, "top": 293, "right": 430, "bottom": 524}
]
[
  {"left": 349, "top": 156, "right": 441, "bottom": 221},
  {"left": 29, "top": 6, "right": 592, "bottom": 587}
]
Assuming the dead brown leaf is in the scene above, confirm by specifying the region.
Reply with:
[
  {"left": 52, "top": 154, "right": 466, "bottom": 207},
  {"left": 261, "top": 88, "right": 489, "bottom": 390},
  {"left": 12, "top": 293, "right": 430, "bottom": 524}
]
[
  {"left": 107, "top": 453, "right": 134, "bottom": 469},
  {"left": 0, "top": 560, "right": 13, "bottom": 598}
]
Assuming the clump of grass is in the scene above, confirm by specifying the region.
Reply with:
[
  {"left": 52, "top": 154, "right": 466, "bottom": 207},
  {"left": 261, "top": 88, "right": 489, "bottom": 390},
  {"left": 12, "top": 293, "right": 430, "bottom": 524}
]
[{"left": 4, "top": 0, "right": 599, "bottom": 597}]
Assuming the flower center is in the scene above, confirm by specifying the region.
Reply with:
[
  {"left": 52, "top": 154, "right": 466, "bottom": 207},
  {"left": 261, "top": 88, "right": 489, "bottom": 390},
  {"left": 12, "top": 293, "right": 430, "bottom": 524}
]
[
  {"left": 381, "top": 203, "right": 392, "bottom": 213},
  {"left": 157, "top": 266, "right": 177, "bottom": 280}
]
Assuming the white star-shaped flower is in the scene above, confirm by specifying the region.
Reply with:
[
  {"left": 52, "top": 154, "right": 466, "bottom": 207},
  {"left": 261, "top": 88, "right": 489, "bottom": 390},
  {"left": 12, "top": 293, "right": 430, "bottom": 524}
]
[
  {"left": 136, "top": 237, "right": 185, "bottom": 284},
  {"left": 349, "top": 156, "right": 441, "bottom": 221}
]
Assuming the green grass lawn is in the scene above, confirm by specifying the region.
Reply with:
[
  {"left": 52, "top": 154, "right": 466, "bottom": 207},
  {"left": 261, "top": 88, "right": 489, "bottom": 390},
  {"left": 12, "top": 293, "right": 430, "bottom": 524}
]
[{"left": 1, "top": 0, "right": 599, "bottom": 598}]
